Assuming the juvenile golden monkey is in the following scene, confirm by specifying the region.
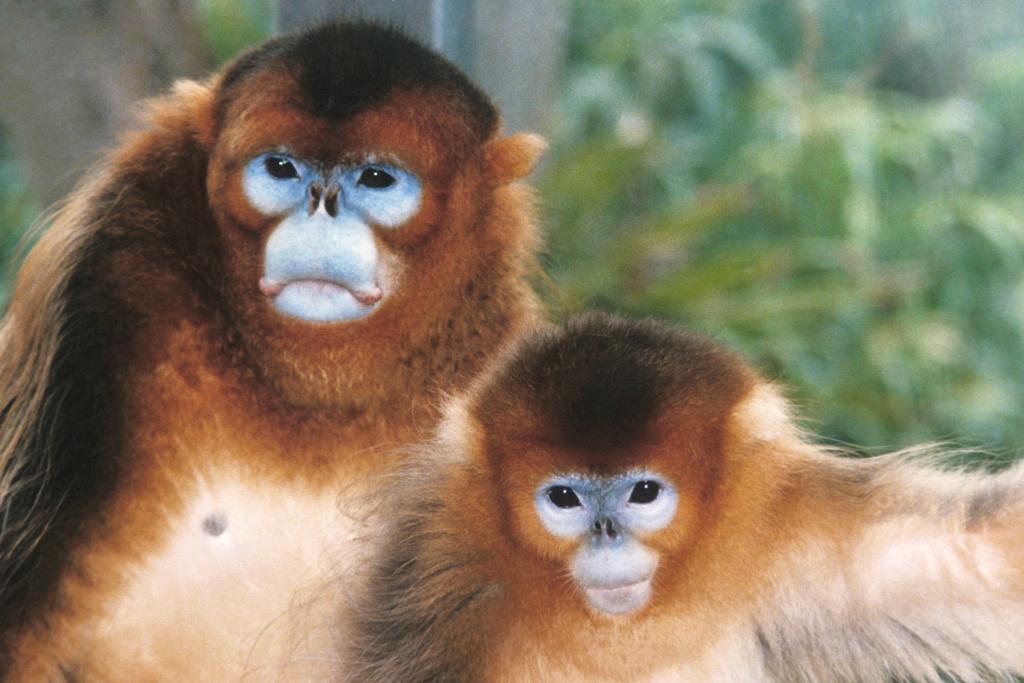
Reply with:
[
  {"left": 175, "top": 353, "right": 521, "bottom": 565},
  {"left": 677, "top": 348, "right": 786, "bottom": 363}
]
[{"left": 347, "top": 313, "right": 1024, "bottom": 683}]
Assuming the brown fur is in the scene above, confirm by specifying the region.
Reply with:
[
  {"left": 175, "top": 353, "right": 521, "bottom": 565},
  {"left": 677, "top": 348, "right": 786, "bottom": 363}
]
[
  {"left": 0, "top": 21, "right": 542, "bottom": 681},
  {"left": 345, "top": 313, "right": 1024, "bottom": 683}
]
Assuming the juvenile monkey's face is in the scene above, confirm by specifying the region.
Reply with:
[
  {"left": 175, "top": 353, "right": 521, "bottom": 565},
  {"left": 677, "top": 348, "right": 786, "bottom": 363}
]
[
  {"left": 490, "top": 414, "right": 708, "bottom": 617},
  {"left": 476, "top": 314, "right": 744, "bottom": 618},
  {"left": 530, "top": 467, "right": 680, "bottom": 615},
  {"left": 484, "top": 403, "right": 698, "bottom": 616}
]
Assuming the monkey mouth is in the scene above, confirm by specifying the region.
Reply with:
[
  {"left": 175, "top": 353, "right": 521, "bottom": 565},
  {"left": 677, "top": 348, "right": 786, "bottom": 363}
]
[
  {"left": 259, "top": 277, "right": 383, "bottom": 305},
  {"left": 581, "top": 576, "right": 654, "bottom": 615},
  {"left": 258, "top": 277, "right": 384, "bottom": 322}
]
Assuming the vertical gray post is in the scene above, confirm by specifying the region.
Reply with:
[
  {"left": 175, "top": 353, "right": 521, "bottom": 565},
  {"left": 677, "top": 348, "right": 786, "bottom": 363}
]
[
  {"left": 274, "top": 0, "right": 565, "bottom": 135},
  {"left": 472, "top": 0, "right": 565, "bottom": 136}
]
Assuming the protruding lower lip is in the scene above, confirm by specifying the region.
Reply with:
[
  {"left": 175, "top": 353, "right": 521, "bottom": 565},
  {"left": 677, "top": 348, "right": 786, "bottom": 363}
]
[
  {"left": 258, "top": 277, "right": 383, "bottom": 305},
  {"left": 581, "top": 575, "right": 654, "bottom": 614}
]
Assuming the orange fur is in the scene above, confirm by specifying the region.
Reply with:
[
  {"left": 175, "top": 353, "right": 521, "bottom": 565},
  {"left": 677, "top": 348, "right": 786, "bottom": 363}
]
[
  {"left": 482, "top": 133, "right": 547, "bottom": 186},
  {"left": 345, "top": 314, "right": 1024, "bottom": 682},
  {"left": 0, "top": 22, "right": 541, "bottom": 681}
]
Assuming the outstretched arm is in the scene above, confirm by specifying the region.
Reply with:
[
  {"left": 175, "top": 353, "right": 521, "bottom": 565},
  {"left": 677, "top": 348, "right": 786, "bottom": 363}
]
[{"left": 754, "top": 450, "right": 1024, "bottom": 683}]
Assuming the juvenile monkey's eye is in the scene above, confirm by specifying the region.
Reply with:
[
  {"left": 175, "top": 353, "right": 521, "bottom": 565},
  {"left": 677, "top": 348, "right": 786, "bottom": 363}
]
[
  {"left": 547, "top": 486, "right": 582, "bottom": 509},
  {"left": 629, "top": 480, "right": 661, "bottom": 504},
  {"left": 264, "top": 156, "right": 299, "bottom": 180},
  {"left": 358, "top": 167, "right": 396, "bottom": 189}
]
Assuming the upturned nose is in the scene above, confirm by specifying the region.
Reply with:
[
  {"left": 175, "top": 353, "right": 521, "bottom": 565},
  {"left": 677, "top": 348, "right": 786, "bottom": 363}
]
[
  {"left": 306, "top": 182, "right": 341, "bottom": 218},
  {"left": 592, "top": 516, "right": 619, "bottom": 541}
]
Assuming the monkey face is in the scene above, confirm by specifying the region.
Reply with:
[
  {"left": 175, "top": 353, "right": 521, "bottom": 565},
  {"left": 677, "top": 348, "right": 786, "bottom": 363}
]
[
  {"left": 180, "top": 20, "right": 547, "bottom": 412},
  {"left": 239, "top": 150, "right": 421, "bottom": 322},
  {"left": 533, "top": 470, "right": 679, "bottom": 615},
  {"left": 206, "top": 84, "right": 455, "bottom": 331},
  {"left": 197, "top": 64, "right": 520, "bottom": 407}
]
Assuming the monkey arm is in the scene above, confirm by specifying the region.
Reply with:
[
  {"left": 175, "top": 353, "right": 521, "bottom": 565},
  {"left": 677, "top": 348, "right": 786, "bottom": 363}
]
[
  {"left": 342, "top": 459, "right": 501, "bottom": 683},
  {"left": 752, "top": 449, "right": 1024, "bottom": 682}
]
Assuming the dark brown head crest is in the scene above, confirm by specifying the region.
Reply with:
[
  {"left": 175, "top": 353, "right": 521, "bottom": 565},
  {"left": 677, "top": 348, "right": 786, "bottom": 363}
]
[
  {"left": 217, "top": 20, "right": 499, "bottom": 141},
  {"left": 477, "top": 312, "right": 753, "bottom": 455}
]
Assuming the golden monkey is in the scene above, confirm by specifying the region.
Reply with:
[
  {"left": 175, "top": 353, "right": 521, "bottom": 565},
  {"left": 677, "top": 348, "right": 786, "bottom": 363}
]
[
  {"left": 346, "top": 312, "right": 1024, "bottom": 683},
  {"left": 0, "top": 20, "right": 543, "bottom": 681}
]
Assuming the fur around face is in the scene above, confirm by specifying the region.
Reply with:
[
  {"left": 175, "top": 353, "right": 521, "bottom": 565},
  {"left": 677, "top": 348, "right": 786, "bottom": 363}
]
[{"left": 0, "top": 20, "right": 542, "bottom": 681}]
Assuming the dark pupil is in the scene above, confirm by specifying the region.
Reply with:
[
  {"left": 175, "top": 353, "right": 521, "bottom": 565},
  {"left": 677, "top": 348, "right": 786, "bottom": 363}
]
[
  {"left": 547, "top": 486, "right": 581, "bottom": 509},
  {"left": 359, "top": 167, "right": 396, "bottom": 189},
  {"left": 629, "top": 480, "right": 660, "bottom": 504},
  {"left": 265, "top": 157, "right": 298, "bottom": 179}
]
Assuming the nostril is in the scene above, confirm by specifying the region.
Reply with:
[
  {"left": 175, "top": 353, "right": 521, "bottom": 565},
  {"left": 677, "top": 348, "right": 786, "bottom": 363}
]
[
  {"left": 323, "top": 185, "right": 341, "bottom": 218},
  {"left": 307, "top": 182, "right": 324, "bottom": 216},
  {"left": 592, "top": 517, "right": 619, "bottom": 540}
]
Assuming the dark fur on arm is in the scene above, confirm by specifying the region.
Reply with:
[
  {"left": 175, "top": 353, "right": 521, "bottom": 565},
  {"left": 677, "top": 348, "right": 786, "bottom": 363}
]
[
  {"left": 0, "top": 192, "right": 126, "bottom": 647},
  {"left": 0, "top": 103, "right": 217, "bottom": 660},
  {"left": 343, "top": 456, "right": 503, "bottom": 683}
]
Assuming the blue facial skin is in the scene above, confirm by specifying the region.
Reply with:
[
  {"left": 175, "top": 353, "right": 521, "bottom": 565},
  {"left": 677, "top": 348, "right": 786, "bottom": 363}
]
[
  {"left": 534, "top": 470, "right": 679, "bottom": 542},
  {"left": 242, "top": 151, "right": 422, "bottom": 323},
  {"left": 533, "top": 470, "right": 678, "bottom": 613}
]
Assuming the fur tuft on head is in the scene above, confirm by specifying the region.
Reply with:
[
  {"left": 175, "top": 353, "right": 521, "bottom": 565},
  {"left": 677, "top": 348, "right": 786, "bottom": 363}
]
[
  {"left": 727, "top": 382, "right": 793, "bottom": 444},
  {"left": 473, "top": 312, "right": 754, "bottom": 464},
  {"left": 217, "top": 20, "right": 498, "bottom": 143}
]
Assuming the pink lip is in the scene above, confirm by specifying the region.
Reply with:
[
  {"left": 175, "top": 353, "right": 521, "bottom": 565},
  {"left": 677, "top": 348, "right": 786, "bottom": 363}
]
[
  {"left": 585, "top": 577, "right": 649, "bottom": 595},
  {"left": 258, "top": 277, "right": 382, "bottom": 305},
  {"left": 580, "top": 574, "right": 655, "bottom": 614}
]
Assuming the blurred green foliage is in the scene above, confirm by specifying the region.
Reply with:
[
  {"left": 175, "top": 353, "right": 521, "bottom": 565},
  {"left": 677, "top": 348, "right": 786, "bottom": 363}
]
[
  {"left": 0, "top": 135, "right": 35, "bottom": 307},
  {"left": 0, "top": 0, "right": 1022, "bottom": 454},
  {"left": 196, "top": 0, "right": 274, "bottom": 64},
  {"left": 542, "top": 0, "right": 1024, "bottom": 453}
]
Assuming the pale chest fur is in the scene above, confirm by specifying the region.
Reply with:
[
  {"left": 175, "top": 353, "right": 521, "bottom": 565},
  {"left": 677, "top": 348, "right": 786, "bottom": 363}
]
[
  {"left": 76, "top": 470, "right": 377, "bottom": 681},
  {"left": 498, "top": 632, "right": 769, "bottom": 683},
  {"left": 489, "top": 596, "right": 769, "bottom": 683}
]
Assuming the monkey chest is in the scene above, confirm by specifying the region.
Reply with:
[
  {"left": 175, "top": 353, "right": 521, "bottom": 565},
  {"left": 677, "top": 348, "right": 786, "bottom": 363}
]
[{"left": 66, "top": 468, "right": 375, "bottom": 682}]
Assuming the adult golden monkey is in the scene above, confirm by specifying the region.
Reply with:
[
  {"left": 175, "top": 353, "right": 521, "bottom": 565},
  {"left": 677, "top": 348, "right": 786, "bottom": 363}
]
[
  {"left": 0, "top": 20, "right": 543, "bottom": 681},
  {"left": 347, "top": 313, "right": 1024, "bottom": 683}
]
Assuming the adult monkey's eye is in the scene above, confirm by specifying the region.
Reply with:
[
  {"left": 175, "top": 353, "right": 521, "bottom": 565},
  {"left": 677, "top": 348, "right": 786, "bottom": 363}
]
[
  {"left": 358, "top": 167, "right": 396, "bottom": 189},
  {"left": 547, "top": 486, "right": 582, "bottom": 509},
  {"left": 628, "top": 480, "right": 661, "bottom": 504},
  {"left": 265, "top": 156, "right": 299, "bottom": 179}
]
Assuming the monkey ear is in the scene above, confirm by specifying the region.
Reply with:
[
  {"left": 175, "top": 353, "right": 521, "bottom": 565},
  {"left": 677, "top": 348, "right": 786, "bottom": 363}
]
[
  {"left": 729, "top": 384, "right": 793, "bottom": 443},
  {"left": 482, "top": 133, "right": 548, "bottom": 186},
  {"left": 144, "top": 78, "right": 218, "bottom": 151},
  {"left": 435, "top": 396, "right": 484, "bottom": 465}
]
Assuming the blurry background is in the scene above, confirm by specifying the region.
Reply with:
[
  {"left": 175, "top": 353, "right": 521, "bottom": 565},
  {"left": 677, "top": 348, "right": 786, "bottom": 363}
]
[{"left": 1, "top": 0, "right": 1024, "bottom": 455}]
